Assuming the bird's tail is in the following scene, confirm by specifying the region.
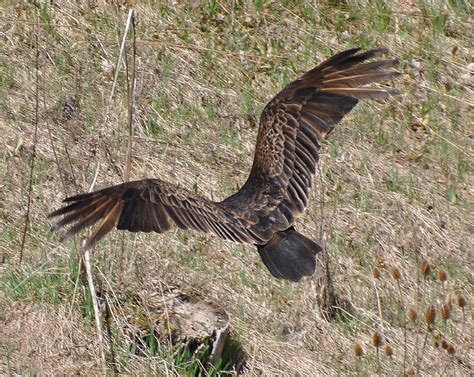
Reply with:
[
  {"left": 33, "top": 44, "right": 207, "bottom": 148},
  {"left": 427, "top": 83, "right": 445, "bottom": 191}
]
[{"left": 257, "top": 227, "right": 322, "bottom": 282}]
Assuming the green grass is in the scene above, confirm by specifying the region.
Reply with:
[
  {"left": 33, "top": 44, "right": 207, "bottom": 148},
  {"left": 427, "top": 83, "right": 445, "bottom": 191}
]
[{"left": 4, "top": 264, "right": 72, "bottom": 304}]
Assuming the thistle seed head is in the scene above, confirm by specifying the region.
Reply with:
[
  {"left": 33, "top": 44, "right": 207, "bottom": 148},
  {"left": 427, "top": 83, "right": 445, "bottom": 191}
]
[
  {"left": 456, "top": 293, "right": 466, "bottom": 309},
  {"left": 440, "top": 304, "right": 451, "bottom": 321},
  {"left": 384, "top": 344, "right": 394, "bottom": 357},
  {"left": 408, "top": 307, "right": 418, "bottom": 323},
  {"left": 441, "top": 340, "right": 449, "bottom": 350},
  {"left": 438, "top": 270, "right": 447, "bottom": 282},
  {"left": 421, "top": 261, "right": 431, "bottom": 278},
  {"left": 373, "top": 267, "right": 381, "bottom": 280},
  {"left": 354, "top": 342, "right": 364, "bottom": 357},
  {"left": 372, "top": 332, "right": 382, "bottom": 348},
  {"left": 391, "top": 266, "right": 401, "bottom": 280},
  {"left": 447, "top": 344, "right": 455, "bottom": 355},
  {"left": 424, "top": 304, "right": 436, "bottom": 326}
]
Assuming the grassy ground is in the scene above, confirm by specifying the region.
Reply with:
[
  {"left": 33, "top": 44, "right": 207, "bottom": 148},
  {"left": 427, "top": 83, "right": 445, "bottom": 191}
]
[{"left": 1, "top": 0, "right": 472, "bottom": 375}]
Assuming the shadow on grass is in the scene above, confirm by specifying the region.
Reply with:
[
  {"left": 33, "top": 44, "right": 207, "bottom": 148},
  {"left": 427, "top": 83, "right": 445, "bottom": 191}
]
[{"left": 130, "top": 330, "right": 246, "bottom": 376}]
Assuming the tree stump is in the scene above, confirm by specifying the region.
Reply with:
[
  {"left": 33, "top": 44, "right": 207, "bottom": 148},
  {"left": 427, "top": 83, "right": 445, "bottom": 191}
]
[{"left": 121, "top": 282, "right": 230, "bottom": 366}]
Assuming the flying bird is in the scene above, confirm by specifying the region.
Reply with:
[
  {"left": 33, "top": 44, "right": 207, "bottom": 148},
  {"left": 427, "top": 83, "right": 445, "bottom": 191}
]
[{"left": 49, "top": 48, "right": 399, "bottom": 282}]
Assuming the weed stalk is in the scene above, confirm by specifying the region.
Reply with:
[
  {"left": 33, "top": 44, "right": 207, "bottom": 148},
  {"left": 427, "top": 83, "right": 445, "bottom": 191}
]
[{"left": 19, "top": 8, "right": 40, "bottom": 264}]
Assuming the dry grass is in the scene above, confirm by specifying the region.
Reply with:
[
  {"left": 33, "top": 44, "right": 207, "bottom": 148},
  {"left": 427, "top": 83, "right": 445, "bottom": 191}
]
[{"left": 1, "top": 0, "right": 472, "bottom": 375}]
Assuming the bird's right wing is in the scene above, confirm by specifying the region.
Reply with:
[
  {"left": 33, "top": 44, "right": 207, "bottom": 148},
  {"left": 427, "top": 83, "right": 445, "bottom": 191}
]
[{"left": 225, "top": 48, "right": 399, "bottom": 228}]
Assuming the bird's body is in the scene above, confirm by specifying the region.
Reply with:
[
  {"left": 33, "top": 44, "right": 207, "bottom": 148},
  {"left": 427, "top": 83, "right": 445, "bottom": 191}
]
[{"left": 49, "top": 48, "right": 399, "bottom": 281}]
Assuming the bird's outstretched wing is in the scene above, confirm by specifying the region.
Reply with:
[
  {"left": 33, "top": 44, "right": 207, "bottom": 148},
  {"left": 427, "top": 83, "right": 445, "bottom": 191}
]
[
  {"left": 49, "top": 48, "right": 399, "bottom": 249},
  {"left": 48, "top": 179, "right": 268, "bottom": 250},
  {"left": 223, "top": 48, "right": 399, "bottom": 227}
]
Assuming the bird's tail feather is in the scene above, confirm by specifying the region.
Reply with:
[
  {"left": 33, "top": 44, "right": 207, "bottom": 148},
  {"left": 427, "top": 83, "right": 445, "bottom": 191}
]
[{"left": 257, "top": 227, "right": 322, "bottom": 282}]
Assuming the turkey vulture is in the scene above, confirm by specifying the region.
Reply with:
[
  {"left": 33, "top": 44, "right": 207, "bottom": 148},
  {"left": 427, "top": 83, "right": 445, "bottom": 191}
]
[{"left": 49, "top": 48, "right": 399, "bottom": 282}]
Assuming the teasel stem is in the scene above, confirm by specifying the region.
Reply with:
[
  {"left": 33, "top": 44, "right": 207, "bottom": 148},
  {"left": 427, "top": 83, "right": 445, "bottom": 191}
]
[{"left": 418, "top": 305, "right": 436, "bottom": 374}]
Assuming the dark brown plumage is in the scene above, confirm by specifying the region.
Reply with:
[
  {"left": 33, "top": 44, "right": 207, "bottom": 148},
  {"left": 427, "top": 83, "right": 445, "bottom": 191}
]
[{"left": 49, "top": 48, "right": 399, "bottom": 282}]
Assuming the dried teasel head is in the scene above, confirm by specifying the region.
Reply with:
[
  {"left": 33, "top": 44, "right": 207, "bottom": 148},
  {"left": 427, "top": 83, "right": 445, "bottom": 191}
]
[
  {"left": 408, "top": 307, "right": 418, "bottom": 323},
  {"left": 354, "top": 342, "right": 364, "bottom": 357},
  {"left": 420, "top": 260, "right": 431, "bottom": 278},
  {"left": 440, "top": 304, "right": 451, "bottom": 321},
  {"left": 373, "top": 267, "right": 381, "bottom": 280},
  {"left": 372, "top": 332, "right": 382, "bottom": 348},
  {"left": 424, "top": 304, "right": 436, "bottom": 326},
  {"left": 438, "top": 270, "right": 447, "bottom": 282},
  {"left": 447, "top": 344, "right": 455, "bottom": 355},
  {"left": 390, "top": 266, "right": 401, "bottom": 281},
  {"left": 455, "top": 293, "right": 467, "bottom": 309},
  {"left": 384, "top": 344, "right": 394, "bottom": 357}
]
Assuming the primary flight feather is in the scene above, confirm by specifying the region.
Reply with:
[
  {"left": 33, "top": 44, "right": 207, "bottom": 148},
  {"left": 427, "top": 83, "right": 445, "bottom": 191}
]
[{"left": 49, "top": 48, "right": 399, "bottom": 282}]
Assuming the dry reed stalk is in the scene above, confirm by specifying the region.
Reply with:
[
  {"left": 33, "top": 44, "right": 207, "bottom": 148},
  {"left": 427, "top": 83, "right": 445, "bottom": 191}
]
[
  {"left": 83, "top": 163, "right": 107, "bottom": 372},
  {"left": 119, "top": 10, "right": 137, "bottom": 279},
  {"left": 19, "top": 10, "right": 40, "bottom": 264},
  {"left": 110, "top": 9, "right": 134, "bottom": 104}
]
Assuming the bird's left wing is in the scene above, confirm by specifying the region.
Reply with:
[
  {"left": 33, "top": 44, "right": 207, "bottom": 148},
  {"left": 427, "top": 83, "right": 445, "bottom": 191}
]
[{"left": 48, "top": 179, "right": 268, "bottom": 250}]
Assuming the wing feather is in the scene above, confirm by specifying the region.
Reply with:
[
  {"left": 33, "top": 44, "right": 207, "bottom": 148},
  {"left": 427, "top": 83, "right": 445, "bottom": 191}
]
[
  {"left": 85, "top": 202, "right": 123, "bottom": 250},
  {"left": 60, "top": 199, "right": 114, "bottom": 240},
  {"left": 322, "top": 87, "right": 393, "bottom": 99}
]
